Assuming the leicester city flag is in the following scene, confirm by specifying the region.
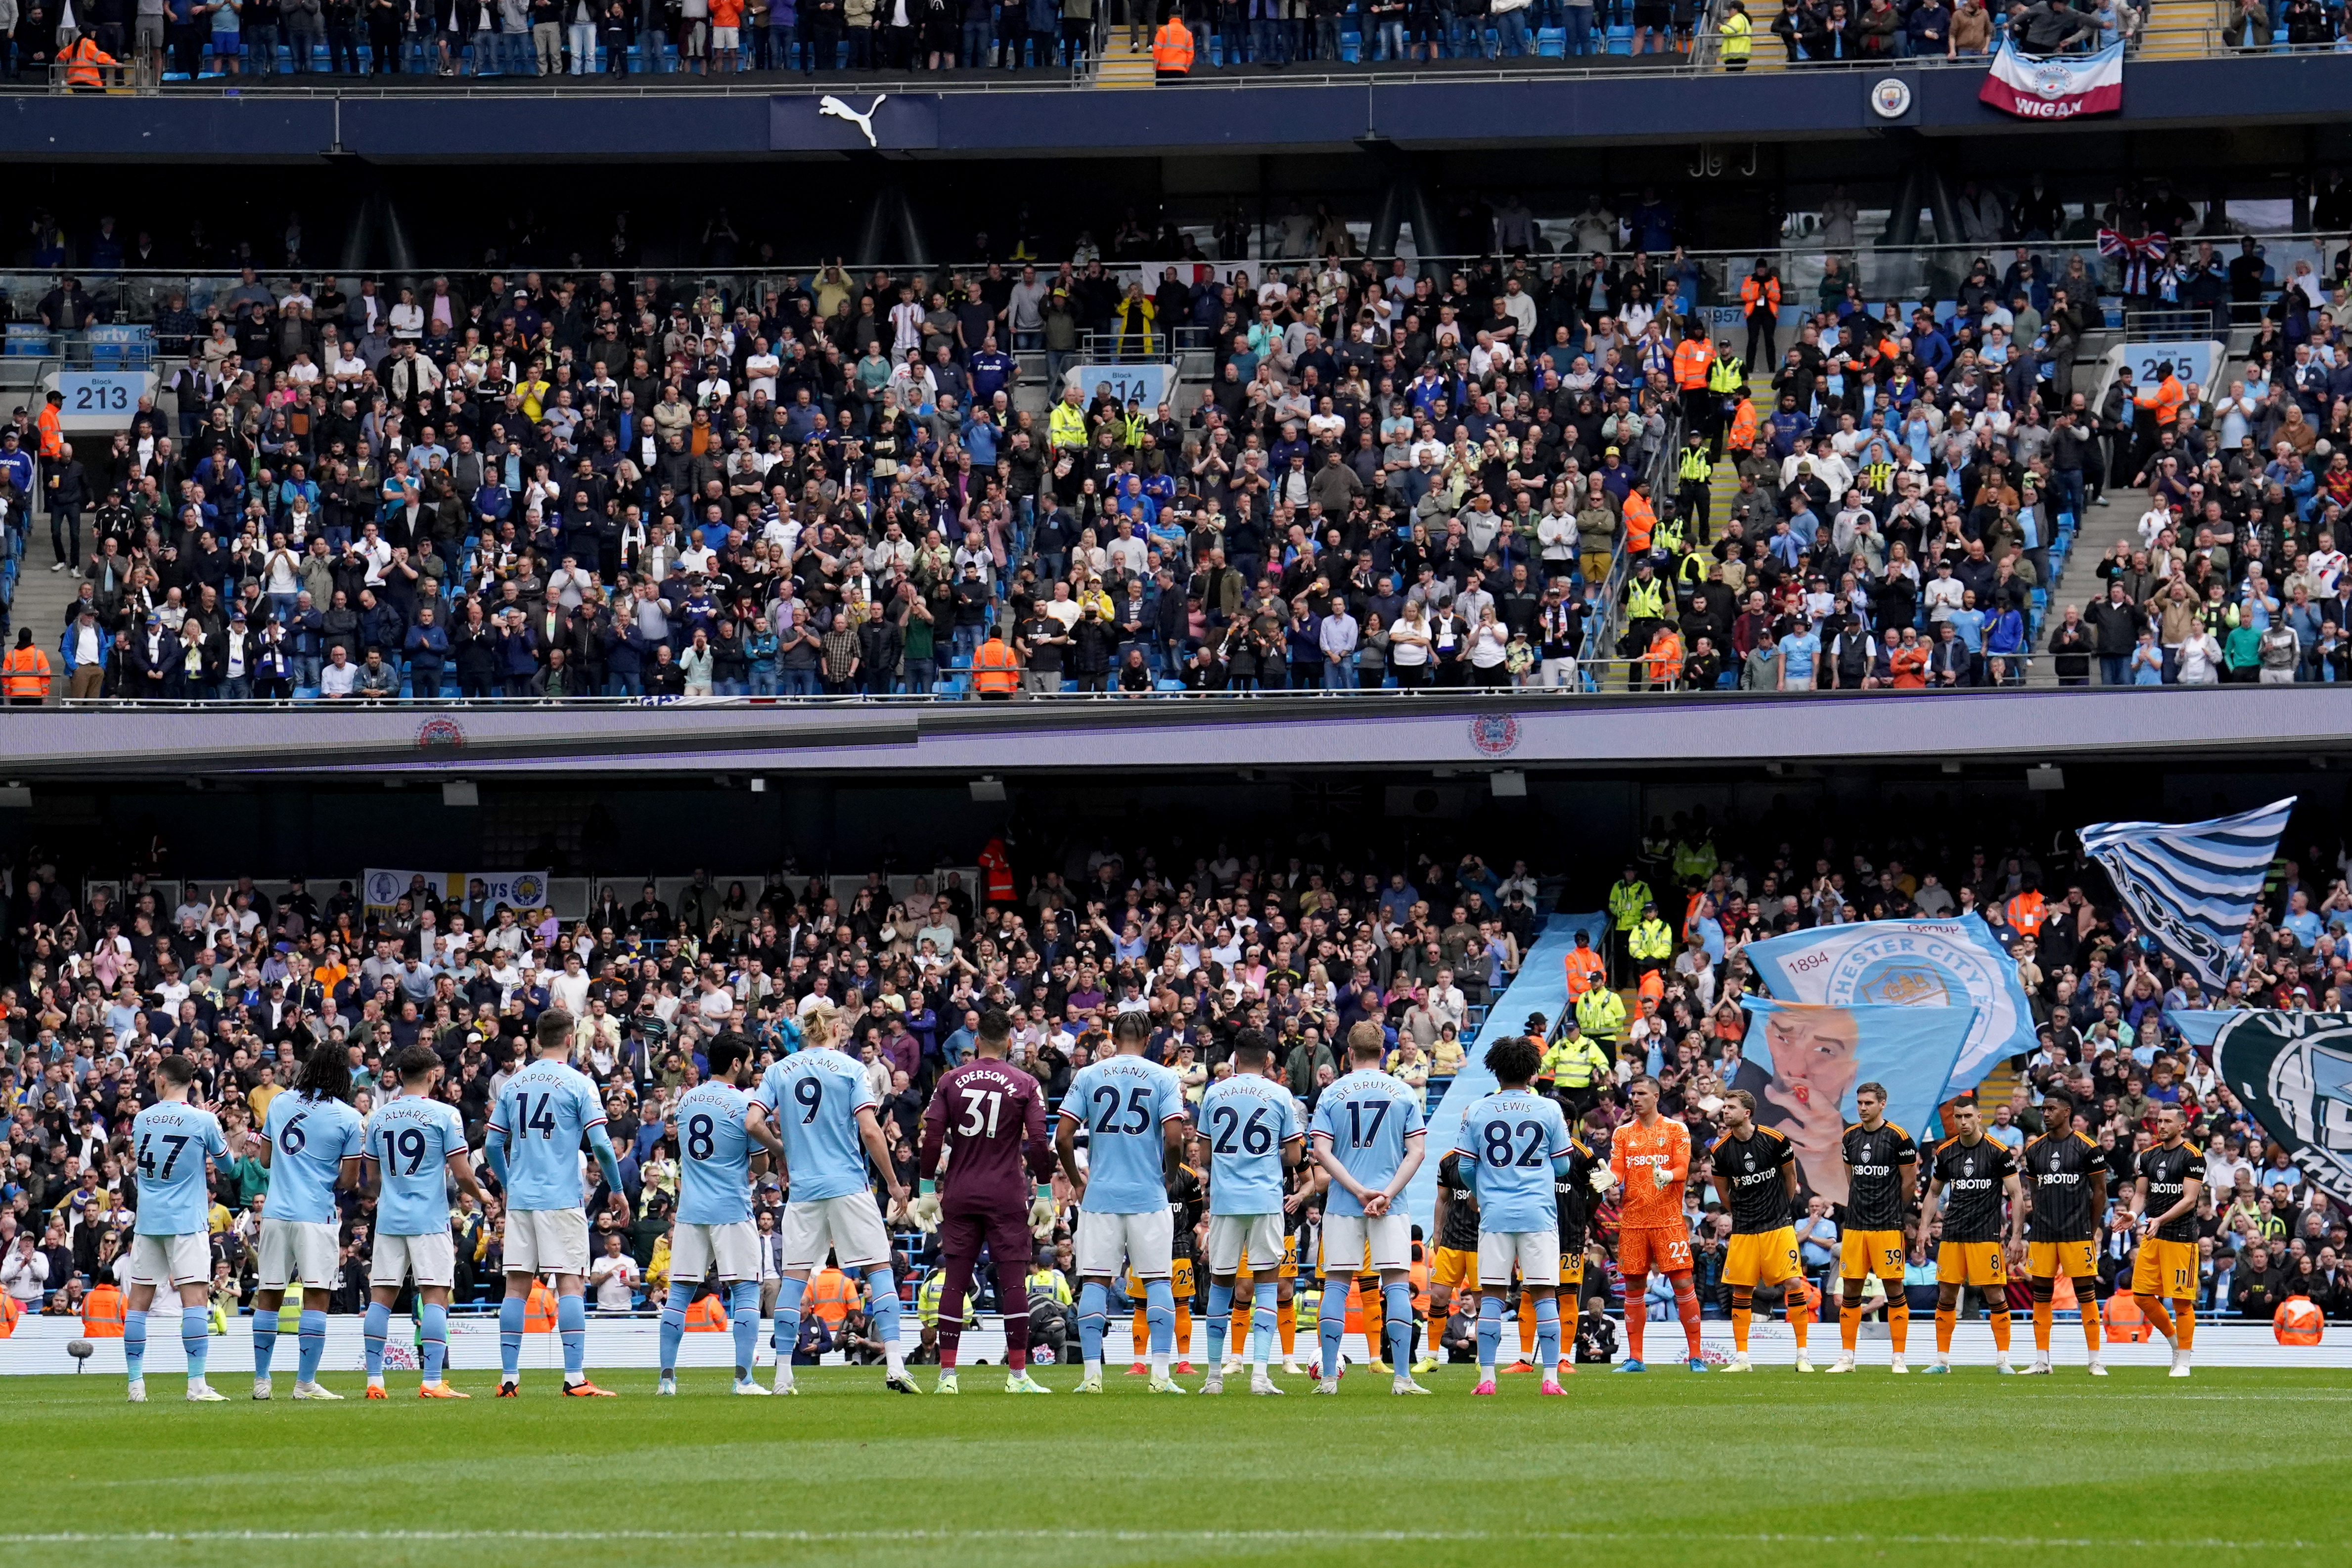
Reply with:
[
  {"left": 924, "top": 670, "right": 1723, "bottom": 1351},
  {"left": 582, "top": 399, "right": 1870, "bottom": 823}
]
[
  {"left": 1740, "top": 914, "right": 2036, "bottom": 1097},
  {"left": 2080, "top": 798, "right": 2295, "bottom": 994},
  {"left": 1729, "top": 999, "right": 1977, "bottom": 1209}
]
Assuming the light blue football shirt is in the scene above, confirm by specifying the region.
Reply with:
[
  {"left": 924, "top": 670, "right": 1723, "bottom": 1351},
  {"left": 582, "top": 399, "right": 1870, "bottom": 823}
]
[
  {"left": 1308, "top": 1068, "right": 1427, "bottom": 1218},
  {"left": 1199, "top": 1072, "right": 1301, "bottom": 1217},
  {"left": 363, "top": 1095, "right": 468, "bottom": 1237},
  {"left": 675, "top": 1080, "right": 755, "bottom": 1226},
  {"left": 132, "top": 1100, "right": 228, "bottom": 1237},
  {"left": 260, "top": 1091, "right": 365, "bottom": 1226},
  {"left": 754, "top": 1047, "right": 876, "bottom": 1203},
  {"left": 1451, "top": 1089, "right": 1571, "bottom": 1234},
  {"left": 488, "top": 1058, "right": 607, "bottom": 1212},
  {"left": 1058, "top": 1053, "right": 1187, "bottom": 1215}
]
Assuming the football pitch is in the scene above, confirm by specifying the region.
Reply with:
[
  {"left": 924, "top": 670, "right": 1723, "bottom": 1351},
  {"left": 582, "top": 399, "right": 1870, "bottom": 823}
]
[{"left": 4, "top": 1366, "right": 2347, "bottom": 1568}]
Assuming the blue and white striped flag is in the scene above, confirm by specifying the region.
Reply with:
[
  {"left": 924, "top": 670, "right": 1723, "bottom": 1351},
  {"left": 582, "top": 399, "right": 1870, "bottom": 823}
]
[{"left": 2078, "top": 798, "right": 2296, "bottom": 991}]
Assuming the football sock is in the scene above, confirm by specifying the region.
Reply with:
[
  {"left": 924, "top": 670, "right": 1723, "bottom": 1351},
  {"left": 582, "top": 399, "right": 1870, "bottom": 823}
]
[
  {"left": 1840, "top": 1301, "right": 1861, "bottom": 1352},
  {"left": 557, "top": 1292, "right": 587, "bottom": 1381},
  {"left": 1476, "top": 1293, "right": 1502, "bottom": 1373},
  {"left": 1143, "top": 1279, "right": 1174, "bottom": 1376},
  {"left": 772, "top": 1275, "right": 807, "bottom": 1378},
  {"left": 1934, "top": 1308, "right": 1955, "bottom": 1356},
  {"left": 1557, "top": 1296, "right": 1580, "bottom": 1364},
  {"left": 252, "top": 1310, "right": 278, "bottom": 1379},
  {"left": 125, "top": 1309, "right": 147, "bottom": 1381},
  {"left": 1250, "top": 1281, "right": 1276, "bottom": 1367},
  {"left": 1989, "top": 1309, "right": 2012, "bottom": 1355},
  {"left": 1674, "top": 1275, "right": 1703, "bottom": 1357},
  {"left": 420, "top": 1302, "right": 449, "bottom": 1383},
  {"left": 864, "top": 1268, "right": 905, "bottom": 1376},
  {"left": 365, "top": 1301, "right": 392, "bottom": 1378},
  {"left": 1078, "top": 1280, "right": 1109, "bottom": 1374},
  {"left": 1621, "top": 1274, "right": 1647, "bottom": 1360},
  {"left": 2078, "top": 1288, "right": 2101, "bottom": 1356},
  {"left": 2031, "top": 1291, "right": 2054, "bottom": 1354},
  {"left": 938, "top": 1302, "right": 965, "bottom": 1372},
  {"left": 1518, "top": 1295, "right": 1537, "bottom": 1358},
  {"left": 1385, "top": 1281, "right": 1414, "bottom": 1371},
  {"left": 1277, "top": 1299, "right": 1295, "bottom": 1359},
  {"left": 297, "top": 1308, "right": 326, "bottom": 1384},
  {"left": 1001, "top": 1266, "right": 1034, "bottom": 1372},
  {"left": 1232, "top": 1290, "right": 1251, "bottom": 1351},
  {"left": 183, "top": 1305, "right": 210, "bottom": 1380},
  {"left": 1360, "top": 1281, "right": 1383, "bottom": 1358},
  {"left": 729, "top": 1282, "right": 760, "bottom": 1380},
  {"left": 1129, "top": 1307, "right": 1147, "bottom": 1362},
  {"left": 1788, "top": 1291, "right": 1810, "bottom": 1350},
  {"left": 1205, "top": 1283, "right": 1233, "bottom": 1368},
  {"left": 2175, "top": 1300, "right": 2195, "bottom": 1350},
  {"left": 1730, "top": 1288, "right": 1752, "bottom": 1353},
  {"left": 1535, "top": 1294, "right": 1561, "bottom": 1369},
  {"left": 1175, "top": 1300, "right": 1192, "bottom": 1356},
  {"left": 2137, "top": 1293, "right": 2176, "bottom": 1345},
  {"left": 658, "top": 1284, "right": 692, "bottom": 1376},
  {"left": 1888, "top": 1302, "right": 1909, "bottom": 1355},
  {"left": 937, "top": 1253, "right": 977, "bottom": 1369},
  {"left": 1319, "top": 1296, "right": 1345, "bottom": 1377},
  {"left": 498, "top": 1293, "right": 526, "bottom": 1378}
]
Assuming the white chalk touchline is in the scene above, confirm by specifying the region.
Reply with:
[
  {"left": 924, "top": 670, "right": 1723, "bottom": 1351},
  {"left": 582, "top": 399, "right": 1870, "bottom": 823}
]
[{"left": 0, "top": 1529, "right": 2334, "bottom": 1550}]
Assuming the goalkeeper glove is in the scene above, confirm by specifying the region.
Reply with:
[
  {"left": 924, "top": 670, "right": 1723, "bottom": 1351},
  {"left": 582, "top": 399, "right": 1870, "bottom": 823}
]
[
  {"left": 1652, "top": 1164, "right": 1674, "bottom": 1192},
  {"left": 1028, "top": 1192, "right": 1059, "bottom": 1237},
  {"left": 905, "top": 1193, "right": 942, "bottom": 1233},
  {"left": 1588, "top": 1165, "right": 1620, "bottom": 1196}
]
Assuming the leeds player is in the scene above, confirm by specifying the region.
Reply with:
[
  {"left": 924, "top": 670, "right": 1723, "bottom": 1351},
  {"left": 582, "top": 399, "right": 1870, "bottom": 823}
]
[
  {"left": 659, "top": 1031, "right": 784, "bottom": 1396},
  {"left": 756, "top": 1004, "right": 916, "bottom": 1394},
  {"left": 362, "top": 1045, "right": 488, "bottom": 1398},
  {"left": 2118, "top": 1104, "right": 2204, "bottom": 1378},
  {"left": 1827, "top": 1082, "right": 1917, "bottom": 1374},
  {"left": 486, "top": 1008, "right": 628, "bottom": 1397},
  {"left": 2020, "top": 1090, "right": 2109, "bottom": 1376},
  {"left": 124, "top": 1055, "right": 230, "bottom": 1402},
  {"left": 1451, "top": 1036, "right": 1574, "bottom": 1397},
  {"left": 1309, "top": 1021, "right": 1429, "bottom": 1396},
  {"left": 1196, "top": 1029, "right": 1306, "bottom": 1395},
  {"left": 1707, "top": 1090, "right": 1812, "bottom": 1373},
  {"left": 1055, "top": 1011, "right": 1190, "bottom": 1394},
  {"left": 251, "top": 1044, "right": 366, "bottom": 1401},
  {"left": 1607, "top": 1075, "right": 1706, "bottom": 1372},
  {"left": 1912, "top": 1100, "right": 2026, "bottom": 1374}
]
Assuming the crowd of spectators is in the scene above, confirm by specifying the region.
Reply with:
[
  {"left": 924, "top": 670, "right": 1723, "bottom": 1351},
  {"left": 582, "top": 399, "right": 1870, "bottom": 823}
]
[{"left": 4, "top": 801, "right": 2350, "bottom": 1355}]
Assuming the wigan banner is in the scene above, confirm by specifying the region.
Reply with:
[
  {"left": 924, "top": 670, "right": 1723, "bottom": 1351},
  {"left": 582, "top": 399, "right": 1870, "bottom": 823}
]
[
  {"left": 1978, "top": 40, "right": 2125, "bottom": 121},
  {"left": 2168, "top": 1009, "right": 2352, "bottom": 1209},
  {"left": 1741, "top": 914, "right": 2035, "bottom": 1095},
  {"left": 2080, "top": 797, "right": 2295, "bottom": 994},
  {"left": 1729, "top": 999, "right": 1978, "bottom": 1208}
]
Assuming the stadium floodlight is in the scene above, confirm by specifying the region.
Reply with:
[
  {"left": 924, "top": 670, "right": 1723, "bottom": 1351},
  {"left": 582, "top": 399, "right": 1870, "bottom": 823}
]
[
  {"left": 442, "top": 781, "right": 479, "bottom": 807},
  {"left": 2026, "top": 765, "right": 2065, "bottom": 792},
  {"left": 1492, "top": 770, "right": 1527, "bottom": 798},
  {"left": 971, "top": 777, "right": 1008, "bottom": 803}
]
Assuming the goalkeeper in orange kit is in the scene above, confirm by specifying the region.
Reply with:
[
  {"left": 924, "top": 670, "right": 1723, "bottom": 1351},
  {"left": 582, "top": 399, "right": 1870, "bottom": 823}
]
[{"left": 1606, "top": 1075, "right": 1705, "bottom": 1371}]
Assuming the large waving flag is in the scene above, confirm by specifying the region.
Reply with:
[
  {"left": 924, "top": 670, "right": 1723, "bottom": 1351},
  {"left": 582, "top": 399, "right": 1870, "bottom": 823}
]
[
  {"left": 2079, "top": 798, "right": 2295, "bottom": 993},
  {"left": 1741, "top": 914, "right": 2035, "bottom": 1097}
]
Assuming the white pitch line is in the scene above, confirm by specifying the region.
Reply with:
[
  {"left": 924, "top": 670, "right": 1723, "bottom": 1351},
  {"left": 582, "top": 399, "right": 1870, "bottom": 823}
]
[{"left": 0, "top": 1529, "right": 2337, "bottom": 1551}]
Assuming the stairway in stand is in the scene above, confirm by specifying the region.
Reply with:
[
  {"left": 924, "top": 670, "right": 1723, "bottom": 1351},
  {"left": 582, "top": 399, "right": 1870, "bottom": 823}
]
[
  {"left": 2137, "top": 0, "right": 2220, "bottom": 57},
  {"left": 1095, "top": 31, "right": 1156, "bottom": 88}
]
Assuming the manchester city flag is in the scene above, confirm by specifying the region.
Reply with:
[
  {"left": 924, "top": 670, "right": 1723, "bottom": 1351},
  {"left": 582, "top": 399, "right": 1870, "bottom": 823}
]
[
  {"left": 2080, "top": 797, "right": 2295, "bottom": 993},
  {"left": 2168, "top": 1008, "right": 2352, "bottom": 1209},
  {"left": 1730, "top": 998, "right": 1977, "bottom": 1208},
  {"left": 1740, "top": 914, "right": 2036, "bottom": 1096}
]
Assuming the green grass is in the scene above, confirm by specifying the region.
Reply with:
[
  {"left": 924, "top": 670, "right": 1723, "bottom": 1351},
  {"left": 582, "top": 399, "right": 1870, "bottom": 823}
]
[{"left": 4, "top": 1366, "right": 2349, "bottom": 1568}]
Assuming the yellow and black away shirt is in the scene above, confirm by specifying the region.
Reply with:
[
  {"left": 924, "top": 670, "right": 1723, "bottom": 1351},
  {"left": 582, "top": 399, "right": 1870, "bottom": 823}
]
[
  {"left": 2022, "top": 1129, "right": 2102, "bottom": 1242},
  {"left": 1436, "top": 1152, "right": 1481, "bottom": 1252},
  {"left": 1552, "top": 1136, "right": 1599, "bottom": 1251},
  {"left": 1839, "top": 1120, "right": 1918, "bottom": 1230},
  {"left": 1709, "top": 1125, "right": 1795, "bottom": 1236},
  {"left": 2137, "top": 1142, "right": 2204, "bottom": 1245},
  {"left": 1930, "top": 1136, "right": 2015, "bottom": 1244},
  {"left": 1167, "top": 1165, "right": 1204, "bottom": 1262}
]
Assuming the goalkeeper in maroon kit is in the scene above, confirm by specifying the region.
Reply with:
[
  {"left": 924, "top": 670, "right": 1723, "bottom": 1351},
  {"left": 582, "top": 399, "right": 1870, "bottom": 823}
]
[{"left": 916, "top": 1008, "right": 1059, "bottom": 1394}]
